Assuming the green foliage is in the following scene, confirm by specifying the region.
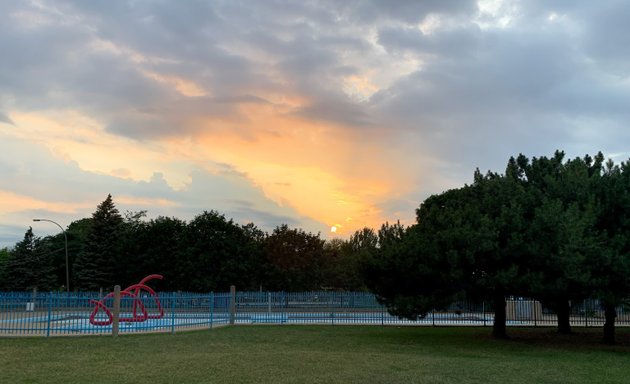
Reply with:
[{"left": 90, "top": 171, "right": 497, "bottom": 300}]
[
  {"left": 3, "top": 227, "right": 55, "bottom": 290},
  {"left": 321, "top": 238, "right": 364, "bottom": 290},
  {"left": 177, "top": 211, "right": 265, "bottom": 291},
  {"left": 363, "top": 150, "right": 630, "bottom": 340},
  {"left": 364, "top": 226, "right": 458, "bottom": 319},
  {"left": 73, "top": 194, "right": 124, "bottom": 290},
  {"left": 121, "top": 216, "right": 186, "bottom": 290},
  {"left": 263, "top": 224, "right": 325, "bottom": 291},
  {"left": 35, "top": 233, "right": 69, "bottom": 290}
]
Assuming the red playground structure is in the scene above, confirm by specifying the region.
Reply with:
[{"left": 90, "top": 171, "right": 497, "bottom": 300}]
[{"left": 89, "top": 274, "right": 165, "bottom": 326}]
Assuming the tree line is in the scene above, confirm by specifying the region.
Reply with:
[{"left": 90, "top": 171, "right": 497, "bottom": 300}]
[
  {"left": 1, "top": 150, "right": 629, "bottom": 344},
  {"left": 0, "top": 194, "right": 375, "bottom": 294},
  {"left": 362, "top": 151, "right": 630, "bottom": 344}
]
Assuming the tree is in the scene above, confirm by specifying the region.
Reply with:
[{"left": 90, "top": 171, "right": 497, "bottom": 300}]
[
  {"left": 590, "top": 158, "right": 630, "bottom": 344},
  {"left": 363, "top": 151, "right": 630, "bottom": 342},
  {"left": 178, "top": 211, "right": 264, "bottom": 291},
  {"left": 361, "top": 220, "right": 462, "bottom": 320},
  {"left": 4, "top": 227, "right": 55, "bottom": 290},
  {"left": 65, "top": 218, "right": 92, "bottom": 288},
  {"left": 121, "top": 216, "right": 186, "bottom": 291},
  {"left": 36, "top": 233, "right": 69, "bottom": 290},
  {"left": 321, "top": 238, "right": 364, "bottom": 291},
  {"left": 73, "top": 194, "right": 124, "bottom": 290},
  {"left": 465, "top": 171, "right": 533, "bottom": 338},
  {"left": 515, "top": 152, "right": 603, "bottom": 334},
  {"left": 263, "top": 225, "right": 325, "bottom": 291}
]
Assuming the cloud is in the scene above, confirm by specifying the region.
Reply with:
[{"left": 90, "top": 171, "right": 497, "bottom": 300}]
[
  {"left": 0, "top": 131, "right": 330, "bottom": 247},
  {"left": 1, "top": 0, "right": 630, "bottom": 247},
  {"left": 0, "top": 112, "right": 14, "bottom": 126},
  {"left": 370, "top": 1, "right": 630, "bottom": 179}
]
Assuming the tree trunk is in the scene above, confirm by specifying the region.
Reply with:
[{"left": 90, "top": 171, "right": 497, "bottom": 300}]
[
  {"left": 492, "top": 291, "right": 507, "bottom": 339},
  {"left": 556, "top": 300, "right": 572, "bottom": 334},
  {"left": 603, "top": 301, "right": 617, "bottom": 345}
]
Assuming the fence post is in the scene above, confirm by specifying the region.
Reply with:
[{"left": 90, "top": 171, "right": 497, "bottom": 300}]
[
  {"left": 171, "top": 292, "right": 176, "bottom": 334},
  {"left": 229, "top": 285, "right": 236, "bottom": 325},
  {"left": 210, "top": 292, "right": 214, "bottom": 329},
  {"left": 46, "top": 291, "right": 52, "bottom": 337},
  {"left": 31, "top": 287, "right": 37, "bottom": 312},
  {"left": 381, "top": 301, "right": 385, "bottom": 326},
  {"left": 112, "top": 285, "right": 121, "bottom": 337},
  {"left": 282, "top": 291, "right": 286, "bottom": 324},
  {"left": 330, "top": 292, "right": 335, "bottom": 326},
  {"left": 585, "top": 300, "right": 588, "bottom": 328}
]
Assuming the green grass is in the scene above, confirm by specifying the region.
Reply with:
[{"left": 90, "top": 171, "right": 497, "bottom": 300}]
[{"left": 1, "top": 326, "right": 629, "bottom": 384}]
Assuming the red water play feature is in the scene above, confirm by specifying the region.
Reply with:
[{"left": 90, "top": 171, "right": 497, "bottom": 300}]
[{"left": 89, "top": 274, "right": 165, "bottom": 326}]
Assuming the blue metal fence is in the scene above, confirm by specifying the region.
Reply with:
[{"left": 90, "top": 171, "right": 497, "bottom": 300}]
[
  {"left": 1, "top": 291, "right": 628, "bottom": 336},
  {"left": 0, "top": 291, "right": 230, "bottom": 336},
  {"left": 233, "top": 292, "right": 630, "bottom": 327}
]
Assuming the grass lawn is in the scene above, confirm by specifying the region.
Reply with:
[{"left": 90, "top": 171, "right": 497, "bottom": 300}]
[{"left": 1, "top": 326, "right": 629, "bottom": 384}]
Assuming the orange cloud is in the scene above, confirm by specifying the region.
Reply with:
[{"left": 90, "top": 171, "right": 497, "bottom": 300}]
[
  {"left": 4, "top": 102, "right": 415, "bottom": 236},
  {"left": 141, "top": 70, "right": 208, "bottom": 97},
  {"left": 6, "top": 110, "right": 192, "bottom": 189},
  {"left": 182, "top": 103, "right": 411, "bottom": 234},
  {"left": 0, "top": 190, "right": 91, "bottom": 214}
]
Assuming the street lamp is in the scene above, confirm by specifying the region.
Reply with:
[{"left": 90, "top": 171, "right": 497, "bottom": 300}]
[{"left": 33, "top": 218, "right": 69, "bottom": 292}]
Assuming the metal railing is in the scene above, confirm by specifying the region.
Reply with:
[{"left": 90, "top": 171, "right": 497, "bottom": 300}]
[
  {"left": 0, "top": 291, "right": 230, "bottom": 336},
  {"left": 1, "top": 290, "right": 628, "bottom": 336}
]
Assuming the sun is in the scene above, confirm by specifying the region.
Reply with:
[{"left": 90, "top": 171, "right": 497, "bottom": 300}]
[{"left": 330, "top": 225, "right": 337, "bottom": 233}]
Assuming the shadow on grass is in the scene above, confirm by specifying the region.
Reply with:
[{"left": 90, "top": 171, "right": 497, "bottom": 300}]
[{"left": 498, "top": 327, "right": 630, "bottom": 351}]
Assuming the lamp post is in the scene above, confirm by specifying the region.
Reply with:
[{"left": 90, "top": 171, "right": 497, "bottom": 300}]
[{"left": 33, "top": 218, "right": 69, "bottom": 292}]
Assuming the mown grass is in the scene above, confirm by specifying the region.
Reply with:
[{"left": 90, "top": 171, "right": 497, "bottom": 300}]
[{"left": 1, "top": 326, "right": 629, "bottom": 383}]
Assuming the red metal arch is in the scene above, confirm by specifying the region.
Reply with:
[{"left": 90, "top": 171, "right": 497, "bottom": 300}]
[{"left": 89, "top": 274, "right": 164, "bottom": 326}]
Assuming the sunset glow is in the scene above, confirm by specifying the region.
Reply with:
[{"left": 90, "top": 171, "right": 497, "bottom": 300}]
[{"left": 1, "top": 1, "right": 630, "bottom": 246}]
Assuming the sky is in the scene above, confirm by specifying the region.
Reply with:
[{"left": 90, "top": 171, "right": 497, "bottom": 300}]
[{"left": 2, "top": 0, "right": 630, "bottom": 247}]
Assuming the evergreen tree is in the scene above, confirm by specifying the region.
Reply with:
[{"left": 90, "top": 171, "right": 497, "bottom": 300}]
[
  {"left": 515, "top": 152, "right": 603, "bottom": 334},
  {"left": 4, "top": 227, "right": 55, "bottom": 290},
  {"left": 590, "top": 158, "right": 630, "bottom": 344},
  {"left": 73, "top": 194, "right": 123, "bottom": 290}
]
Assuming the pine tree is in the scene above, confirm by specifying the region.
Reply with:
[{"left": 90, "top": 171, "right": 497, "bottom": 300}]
[
  {"left": 73, "top": 194, "right": 123, "bottom": 290},
  {"left": 4, "top": 227, "right": 55, "bottom": 290}
]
